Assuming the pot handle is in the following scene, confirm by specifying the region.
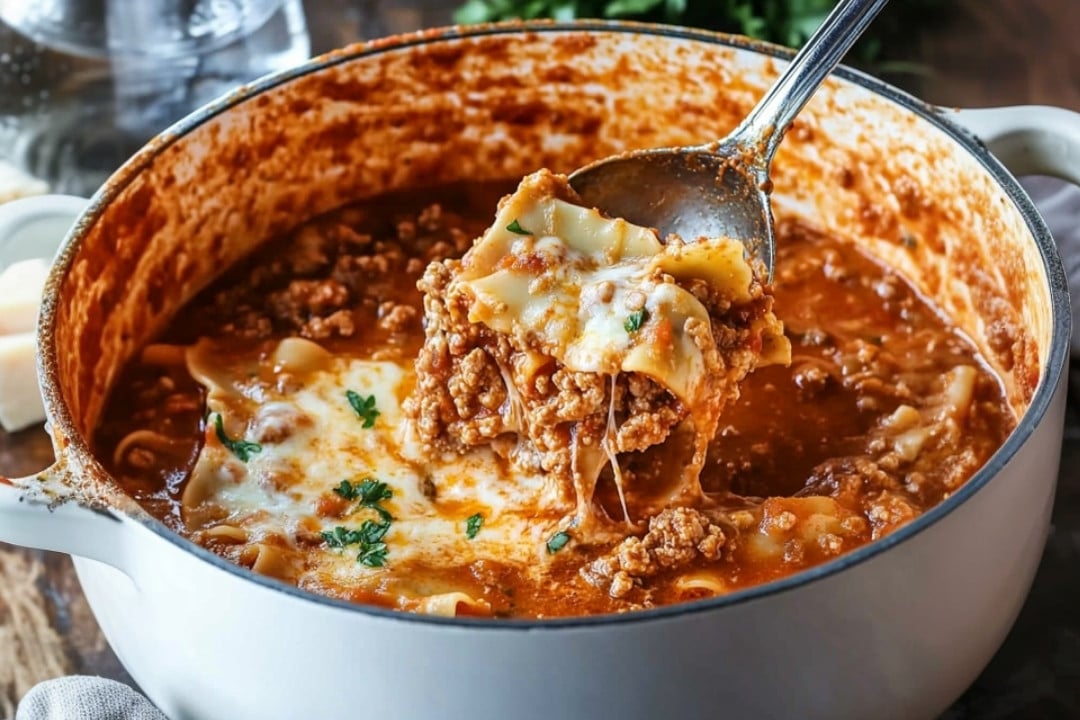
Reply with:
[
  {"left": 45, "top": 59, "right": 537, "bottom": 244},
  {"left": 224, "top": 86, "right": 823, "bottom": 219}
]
[
  {"left": 0, "top": 193, "right": 130, "bottom": 569},
  {"left": 0, "top": 466, "right": 133, "bottom": 575},
  {"left": 947, "top": 105, "right": 1080, "bottom": 184}
]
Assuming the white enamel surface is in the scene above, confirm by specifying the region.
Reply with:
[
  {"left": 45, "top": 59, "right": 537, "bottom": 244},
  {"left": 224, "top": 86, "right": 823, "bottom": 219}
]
[
  {"left": 0, "top": 482, "right": 133, "bottom": 570},
  {"left": 0, "top": 27, "right": 1075, "bottom": 720}
]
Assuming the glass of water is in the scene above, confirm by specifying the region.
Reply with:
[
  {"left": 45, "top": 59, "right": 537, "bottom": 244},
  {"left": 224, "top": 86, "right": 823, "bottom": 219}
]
[{"left": 0, "top": 0, "right": 310, "bottom": 195}]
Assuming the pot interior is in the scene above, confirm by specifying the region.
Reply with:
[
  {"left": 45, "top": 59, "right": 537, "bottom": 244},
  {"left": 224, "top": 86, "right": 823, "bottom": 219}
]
[{"left": 43, "top": 24, "right": 1054, "bottom": 506}]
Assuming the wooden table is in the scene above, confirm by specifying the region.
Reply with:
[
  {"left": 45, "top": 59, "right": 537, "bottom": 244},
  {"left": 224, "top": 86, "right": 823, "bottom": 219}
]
[{"left": 2, "top": 0, "right": 1078, "bottom": 716}]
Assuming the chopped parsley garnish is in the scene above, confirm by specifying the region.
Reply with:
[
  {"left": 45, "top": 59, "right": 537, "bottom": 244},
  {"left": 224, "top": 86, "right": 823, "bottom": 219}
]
[
  {"left": 333, "top": 479, "right": 360, "bottom": 500},
  {"left": 465, "top": 513, "right": 483, "bottom": 539},
  {"left": 546, "top": 530, "right": 571, "bottom": 554},
  {"left": 213, "top": 413, "right": 262, "bottom": 462},
  {"left": 624, "top": 308, "right": 648, "bottom": 333},
  {"left": 322, "top": 519, "right": 391, "bottom": 567},
  {"left": 355, "top": 519, "right": 391, "bottom": 567},
  {"left": 333, "top": 478, "right": 393, "bottom": 523},
  {"left": 506, "top": 219, "right": 531, "bottom": 235},
  {"left": 357, "top": 540, "right": 390, "bottom": 567},
  {"left": 335, "top": 478, "right": 392, "bottom": 504},
  {"left": 322, "top": 525, "right": 365, "bottom": 548},
  {"left": 346, "top": 390, "right": 380, "bottom": 428}
]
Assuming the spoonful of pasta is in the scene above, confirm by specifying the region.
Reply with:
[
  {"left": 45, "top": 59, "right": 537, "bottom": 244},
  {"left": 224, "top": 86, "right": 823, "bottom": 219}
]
[{"left": 568, "top": 0, "right": 891, "bottom": 281}]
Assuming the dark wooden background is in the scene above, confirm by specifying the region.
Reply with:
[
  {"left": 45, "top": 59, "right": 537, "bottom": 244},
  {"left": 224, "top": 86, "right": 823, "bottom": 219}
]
[{"left": 1, "top": 0, "right": 1078, "bottom": 716}]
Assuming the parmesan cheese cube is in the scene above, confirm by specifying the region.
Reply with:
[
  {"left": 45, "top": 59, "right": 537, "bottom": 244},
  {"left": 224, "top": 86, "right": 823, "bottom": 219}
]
[
  {"left": 0, "top": 258, "right": 49, "bottom": 335},
  {"left": 0, "top": 332, "right": 45, "bottom": 431}
]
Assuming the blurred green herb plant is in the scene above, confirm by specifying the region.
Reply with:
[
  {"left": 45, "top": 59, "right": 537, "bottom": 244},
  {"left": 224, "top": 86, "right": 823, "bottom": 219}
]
[{"left": 453, "top": 0, "right": 947, "bottom": 72}]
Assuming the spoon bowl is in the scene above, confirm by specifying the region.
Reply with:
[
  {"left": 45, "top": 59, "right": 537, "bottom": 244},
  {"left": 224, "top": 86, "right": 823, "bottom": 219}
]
[
  {"left": 569, "top": 0, "right": 891, "bottom": 281},
  {"left": 569, "top": 142, "right": 775, "bottom": 276}
]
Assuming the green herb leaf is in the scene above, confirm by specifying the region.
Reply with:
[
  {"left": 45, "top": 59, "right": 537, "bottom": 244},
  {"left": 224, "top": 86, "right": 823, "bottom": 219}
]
[
  {"left": 624, "top": 308, "right": 648, "bottom": 333},
  {"left": 506, "top": 219, "right": 531, "bottom": 235},
  {"left": 333, "top": 479, "right": 360, "bottom": 500},
  {"left": 358, "top": 541, "right": 389, "bottom": 567},
  {"left": 546, "top": 530, "right": 571, "bottom": 553},
  {"left": 323, "top": 518, "right": 392, "bottom": 567},
  {"left": 357, "top": 518, "right": 391, "bottom": 566},
  {"left": 358, "top": 518, "right": 391, "bottom": 544},
  {"left": 322, "top": 526, "right": 364, "bottom": 548},
  {"left": 346, "top": 390, "right": 380, "bottom": 428},
  {"left": 213, "top": 413, "right": 262, "bottom": 462},
  {"left": 465, "top": 513, "right": 483, "bottom": 539},
  {"left": 333, "top": 478, "right": 394, "bottom": 522},
  {"left": 356, "top": 478, "right": 393, "bottom": 505}
]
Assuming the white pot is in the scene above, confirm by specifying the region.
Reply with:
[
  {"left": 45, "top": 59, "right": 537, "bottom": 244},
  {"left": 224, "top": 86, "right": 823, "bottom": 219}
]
[{"left": 1, "top": 23, "right": 1078, "bottom": 720}]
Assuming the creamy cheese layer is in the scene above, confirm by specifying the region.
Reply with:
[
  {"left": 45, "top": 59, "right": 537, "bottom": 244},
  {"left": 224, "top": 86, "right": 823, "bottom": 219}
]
[
  {"left": 183, "top": 337, "right": 559, "bottom": 578},
  {"left": 457, "top": 171, "right": 789, "bottom": 407}
]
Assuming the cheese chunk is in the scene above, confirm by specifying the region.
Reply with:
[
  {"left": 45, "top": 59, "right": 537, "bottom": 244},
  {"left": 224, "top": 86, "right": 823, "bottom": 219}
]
[
  {"left": 0, "top": 258, "right": 50, "bottom": 335},
  {"left": 0, "top": 332, "right": 44, "bottom": 431}
]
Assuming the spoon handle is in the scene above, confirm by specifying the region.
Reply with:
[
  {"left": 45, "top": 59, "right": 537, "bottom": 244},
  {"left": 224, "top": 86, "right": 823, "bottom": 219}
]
[{"left": 732, "top": 0, "right": 891, "bottom": 163}]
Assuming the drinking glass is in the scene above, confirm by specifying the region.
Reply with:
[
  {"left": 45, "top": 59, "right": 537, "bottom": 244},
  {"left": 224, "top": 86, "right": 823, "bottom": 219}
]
[{"left": 0, "top": 0, "right": 310, "bottom": 195}]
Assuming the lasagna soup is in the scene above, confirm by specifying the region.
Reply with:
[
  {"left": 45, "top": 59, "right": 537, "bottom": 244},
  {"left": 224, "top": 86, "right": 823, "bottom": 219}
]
[{"left": 96, "top": 172, "right": 1014, "bottom": 618}]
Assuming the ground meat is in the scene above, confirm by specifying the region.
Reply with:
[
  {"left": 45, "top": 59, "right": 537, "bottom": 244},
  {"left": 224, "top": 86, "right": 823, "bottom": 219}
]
[
  {"left": 582, "top": 507, "right": 727, "bottom": 598},
  {"left": 404, "top": 258, "right": 690, "bottom": 502},
  {"left": 377, "top": 302, "right": 419, "bottom": 334},
  {"left": 179, "top": 201, "right": 483, "bottom": 350},
  {"left": 803, "top": 456, "right": 905, "bottom": 504},
  {"left": 404, "top": 177, "right": 784, "bottom": 525},
  {"left": 792, "top": 359, "right": 831, "bottom": 399},
  {"left": 303, "top": 309, "right": 356, "bottom": 340},
  {"left": 865, "top": 491, "right": 919, "bottom": 539},
  {"left": 267, "top": 279, "right": 349, "bottom": 329},
  {"left": 283, "top": 226, "right": 332, "bottom": 274}
]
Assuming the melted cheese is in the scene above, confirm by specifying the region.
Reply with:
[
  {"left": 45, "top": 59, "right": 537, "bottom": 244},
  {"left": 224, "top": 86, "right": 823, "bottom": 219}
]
[
  {"left": 455, "top": 171, "right": 784, "bottom": 406},
  {"left": 183, "top": 339, "right": 561, "bottom": 602}
]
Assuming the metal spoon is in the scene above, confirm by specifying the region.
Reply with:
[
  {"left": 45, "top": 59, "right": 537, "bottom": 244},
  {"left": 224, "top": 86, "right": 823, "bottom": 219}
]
[{"left": 568, "top": 0, "right": 891, "bottom": 281}]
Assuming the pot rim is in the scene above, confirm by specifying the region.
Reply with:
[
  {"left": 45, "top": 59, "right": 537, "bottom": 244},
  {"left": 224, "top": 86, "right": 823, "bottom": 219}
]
[{"left": 38, "top": 19, "right": 1071, "bottom": 630}]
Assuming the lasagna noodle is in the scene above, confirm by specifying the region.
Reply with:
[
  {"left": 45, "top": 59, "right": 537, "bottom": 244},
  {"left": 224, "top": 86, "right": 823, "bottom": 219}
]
[
  {"left": 416, "top": 592, "right": 491, "bottom": 617},
  {"left": 178, "top": 337, "right": 563, "bottom": 612},
  {"left": 408, "top": 170, "right": 790, "bottom": 535}
]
